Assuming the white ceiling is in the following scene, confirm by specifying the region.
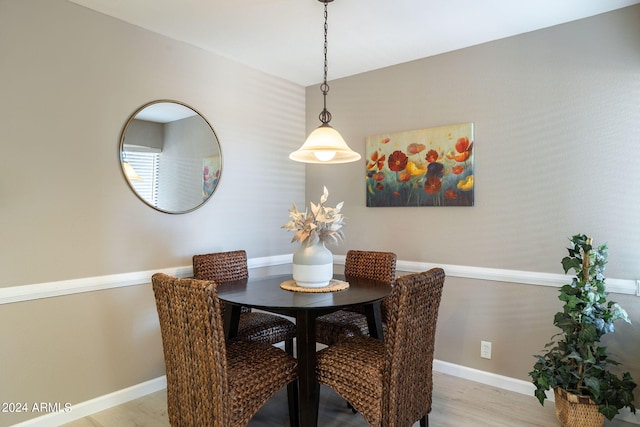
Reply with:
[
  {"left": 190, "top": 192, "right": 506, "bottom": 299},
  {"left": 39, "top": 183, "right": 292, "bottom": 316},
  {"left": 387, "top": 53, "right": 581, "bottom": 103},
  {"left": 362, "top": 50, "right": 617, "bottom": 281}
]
[
  {"left": 68, "top": 0, "right": 639, "bottom": 87},
  {"left": 134, "top": 102, "right": 197, "bottom": 123}
]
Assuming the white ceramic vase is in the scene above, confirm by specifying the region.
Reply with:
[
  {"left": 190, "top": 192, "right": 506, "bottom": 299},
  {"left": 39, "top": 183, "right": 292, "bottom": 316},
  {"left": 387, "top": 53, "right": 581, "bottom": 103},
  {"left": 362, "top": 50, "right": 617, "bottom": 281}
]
[{"left": 292, "top": 240, "right": 333, "bottom": 287}]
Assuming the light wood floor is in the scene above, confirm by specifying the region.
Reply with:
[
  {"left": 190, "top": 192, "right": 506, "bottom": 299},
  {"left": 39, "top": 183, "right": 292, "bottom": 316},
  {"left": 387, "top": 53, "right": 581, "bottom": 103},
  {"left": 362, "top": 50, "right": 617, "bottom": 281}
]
[{"left": 62, "top": 372, "right": 636, "bottom": 427}]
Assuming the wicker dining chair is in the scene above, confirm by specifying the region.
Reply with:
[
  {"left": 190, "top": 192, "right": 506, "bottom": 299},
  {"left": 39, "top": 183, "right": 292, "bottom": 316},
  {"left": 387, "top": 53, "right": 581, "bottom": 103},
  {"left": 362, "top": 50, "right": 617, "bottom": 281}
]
[
  {"left": 193, "top": 250, "right": 296, "bottom": 353},
  {"left": 316, "top": 268, "right": 445, "bottom": 427},
  {"left": 315, "top": 250, "right": 397, "bottom": 345},
  {"left": 151, "top": 273, "right": 299, "bottom": 427}
]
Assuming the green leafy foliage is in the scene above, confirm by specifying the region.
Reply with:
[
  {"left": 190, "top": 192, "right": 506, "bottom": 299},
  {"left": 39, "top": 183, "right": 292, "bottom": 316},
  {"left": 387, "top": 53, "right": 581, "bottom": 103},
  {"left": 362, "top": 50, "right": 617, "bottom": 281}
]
[{"left": 529, "top": 234, "right": 636, "bottom": 420}]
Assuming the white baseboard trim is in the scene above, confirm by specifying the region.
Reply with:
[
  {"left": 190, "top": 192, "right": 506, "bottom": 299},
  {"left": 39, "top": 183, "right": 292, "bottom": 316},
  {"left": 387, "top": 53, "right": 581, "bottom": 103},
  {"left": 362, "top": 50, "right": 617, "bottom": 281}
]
[
  {"left": 10, "top": 376, "right": 167, "bottom": 427},
  {"left": 433, "top": 360, "right": 640, "bottom": 425},
  {"left": 433, "top": 359, "right": 536, "bottom": 396},
  {"left": 14, "top": 361, "right": 638, "bottom": 426}
]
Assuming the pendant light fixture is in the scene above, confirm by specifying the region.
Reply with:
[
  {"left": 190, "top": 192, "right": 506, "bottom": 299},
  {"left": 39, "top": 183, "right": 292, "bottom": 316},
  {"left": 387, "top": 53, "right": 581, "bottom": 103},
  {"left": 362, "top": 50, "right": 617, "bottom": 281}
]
[{"left": 289, "top": 0, "right": 361, "bottom": 164}]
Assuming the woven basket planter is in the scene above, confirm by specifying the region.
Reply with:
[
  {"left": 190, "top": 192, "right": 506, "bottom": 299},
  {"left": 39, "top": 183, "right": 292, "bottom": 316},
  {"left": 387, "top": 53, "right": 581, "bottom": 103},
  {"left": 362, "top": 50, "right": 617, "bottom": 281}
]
[{"left": 554, "top": 388, "right": 604, "bottom": 427}]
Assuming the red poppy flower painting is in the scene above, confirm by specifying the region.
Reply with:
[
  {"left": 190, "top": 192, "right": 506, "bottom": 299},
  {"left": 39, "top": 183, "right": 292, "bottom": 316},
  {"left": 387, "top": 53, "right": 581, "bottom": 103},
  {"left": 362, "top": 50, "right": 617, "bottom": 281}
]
[
  {"left": 365, "top": 123, "right": 474, "bottom": 207},
  {"left": 388, "top": 150, "right": 409, "bottom": 171}
]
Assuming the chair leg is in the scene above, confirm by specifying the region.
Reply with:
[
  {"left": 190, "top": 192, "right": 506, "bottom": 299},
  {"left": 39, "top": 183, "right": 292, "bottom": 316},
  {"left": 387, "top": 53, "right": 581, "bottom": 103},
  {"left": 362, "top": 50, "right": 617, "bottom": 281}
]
[
  {"left": 420, "top": 414, "right": 428, "bottom": 427},
  {"left": 285, "top": 338, "right": 294, "bottom": 356},
  {"left": 287, "top": 379, "right": 299, "bottom": 427}
]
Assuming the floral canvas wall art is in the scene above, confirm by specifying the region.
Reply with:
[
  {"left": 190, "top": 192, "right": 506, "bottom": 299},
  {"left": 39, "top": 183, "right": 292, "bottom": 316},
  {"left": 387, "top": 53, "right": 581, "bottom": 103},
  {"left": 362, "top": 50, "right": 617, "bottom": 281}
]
[
  {"left": 202, "top": 156, "right": 221, "bottom": 200},
  {"left": 365, "top": 123, "right": 474, "bottom": 207}
]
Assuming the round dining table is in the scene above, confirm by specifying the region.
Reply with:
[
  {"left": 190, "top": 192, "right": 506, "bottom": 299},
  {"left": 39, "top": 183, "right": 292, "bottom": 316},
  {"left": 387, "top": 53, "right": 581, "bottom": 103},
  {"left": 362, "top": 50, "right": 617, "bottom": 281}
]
[{"left": 217, "top": 274, "right": 392, "bottom": 427}]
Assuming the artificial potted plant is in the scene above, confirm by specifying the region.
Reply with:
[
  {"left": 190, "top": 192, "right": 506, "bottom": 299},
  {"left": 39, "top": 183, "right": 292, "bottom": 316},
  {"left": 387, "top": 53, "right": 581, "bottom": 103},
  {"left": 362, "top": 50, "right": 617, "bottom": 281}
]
[
  {"left": 282, "top": 186, "right": 345, "bottom": 288},
  {"left": 530, "top": 234, "right": 636, "bottom": 426}
]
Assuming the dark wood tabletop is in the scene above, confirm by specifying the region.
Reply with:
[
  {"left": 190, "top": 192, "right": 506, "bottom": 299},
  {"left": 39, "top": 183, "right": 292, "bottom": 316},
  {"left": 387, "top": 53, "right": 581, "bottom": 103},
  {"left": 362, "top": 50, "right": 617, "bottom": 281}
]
[
  {"left": 217, "top": 274, "right": 391, "bottom": 311},
  {"left": 217, "top": 274, "right": 392, "bottom": 427}
]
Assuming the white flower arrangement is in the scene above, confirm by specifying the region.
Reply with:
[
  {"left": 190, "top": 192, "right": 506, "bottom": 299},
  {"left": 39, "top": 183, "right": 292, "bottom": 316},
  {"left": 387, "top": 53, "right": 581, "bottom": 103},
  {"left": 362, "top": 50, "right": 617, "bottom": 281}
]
[{"left": 282, "top": 186, "right": 346, "bottom": 245}]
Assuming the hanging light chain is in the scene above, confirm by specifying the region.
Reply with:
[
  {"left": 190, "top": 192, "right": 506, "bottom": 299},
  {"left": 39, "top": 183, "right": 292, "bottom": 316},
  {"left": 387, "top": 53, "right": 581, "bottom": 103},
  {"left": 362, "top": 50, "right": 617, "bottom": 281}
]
[
  {"left": 319, "top": 0, "right": 332, "bottom": 125},
  {"left": 323, "top": 2, "right": 329, "bottom": 88},
  {"left": 289, "top": 0, "right": 360, "bottom": 163}
]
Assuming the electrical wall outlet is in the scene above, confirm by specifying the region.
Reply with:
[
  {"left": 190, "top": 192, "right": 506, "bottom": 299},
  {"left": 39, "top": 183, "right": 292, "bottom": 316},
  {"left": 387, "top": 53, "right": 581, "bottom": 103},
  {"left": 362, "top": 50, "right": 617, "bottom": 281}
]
[{"left": 481, "top": 341, "right": 492, "bottom": 359}]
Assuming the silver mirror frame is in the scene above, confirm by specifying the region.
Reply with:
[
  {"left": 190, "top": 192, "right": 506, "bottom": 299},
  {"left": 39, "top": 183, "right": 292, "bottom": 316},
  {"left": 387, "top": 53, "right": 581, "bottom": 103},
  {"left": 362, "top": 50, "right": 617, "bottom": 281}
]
[{"left": 119, "top": 100, "right": 223, "bottom": 214}]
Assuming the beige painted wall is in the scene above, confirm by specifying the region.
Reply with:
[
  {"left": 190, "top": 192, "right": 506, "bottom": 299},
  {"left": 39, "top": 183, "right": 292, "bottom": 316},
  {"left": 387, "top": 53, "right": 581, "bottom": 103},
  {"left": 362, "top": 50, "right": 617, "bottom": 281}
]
[
  {"left": 1, "top": 0, "right": 639, "bottom": 425},
  {"left": 1, "top": 285, "right": 165, "bottom": 425},
  {"left": 307, "top": 2, "right": 640, "bottom": 407},
  {"left": 307, "top": 6, "right": 640, "bottom": 278},
  {"left": 0, "top": 0, "right": 306, "bottom": 288},
  {"left": 0, "top": 0, "right": 305, "bottom": 424}
]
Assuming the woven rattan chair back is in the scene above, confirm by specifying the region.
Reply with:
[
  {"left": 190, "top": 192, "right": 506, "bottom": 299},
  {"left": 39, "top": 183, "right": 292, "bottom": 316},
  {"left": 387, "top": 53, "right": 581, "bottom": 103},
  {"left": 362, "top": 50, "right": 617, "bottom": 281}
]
[
  {"left": 314, "top": 250, "right": 397, "bottom": 346},
  {"left": 383, "top": 268, "right": 445, "bottom": 426},
  {"left": 316, "top": 268, "right": 445, "bottom": 427},
  {"left": 152, "top": 273, "right": 299, "bottom": 427},
  {"left": 193, "top": 250, "right": 249, "bottom": 283},
  {"left": 151, "top": 273, "right": 231, "bottom": 426},
  {"left": 345, "top": 250, "right": 397, "bottom": 318},
  {"left": 192, "top": 250, "right": 296, "bottom": 352},
  {"left": 344, "top": 250, "right": 397, "bottom": 283}
]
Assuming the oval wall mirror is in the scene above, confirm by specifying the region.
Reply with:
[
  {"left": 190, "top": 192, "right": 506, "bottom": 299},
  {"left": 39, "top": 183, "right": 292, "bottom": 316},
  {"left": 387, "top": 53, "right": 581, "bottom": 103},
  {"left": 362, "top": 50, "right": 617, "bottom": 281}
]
[{"left": 119, "top": 100, "right": 222, "bottom": 214}]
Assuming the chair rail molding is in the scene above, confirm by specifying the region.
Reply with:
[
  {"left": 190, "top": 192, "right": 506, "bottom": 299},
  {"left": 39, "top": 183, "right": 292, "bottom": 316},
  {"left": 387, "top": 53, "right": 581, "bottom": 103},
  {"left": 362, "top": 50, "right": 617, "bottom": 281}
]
[
  {"left": 1, "top": 254, "right": 637, "bottom": 305},
  {"left": 333, "top": 255, "right": 637, "bottom": 295}
]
